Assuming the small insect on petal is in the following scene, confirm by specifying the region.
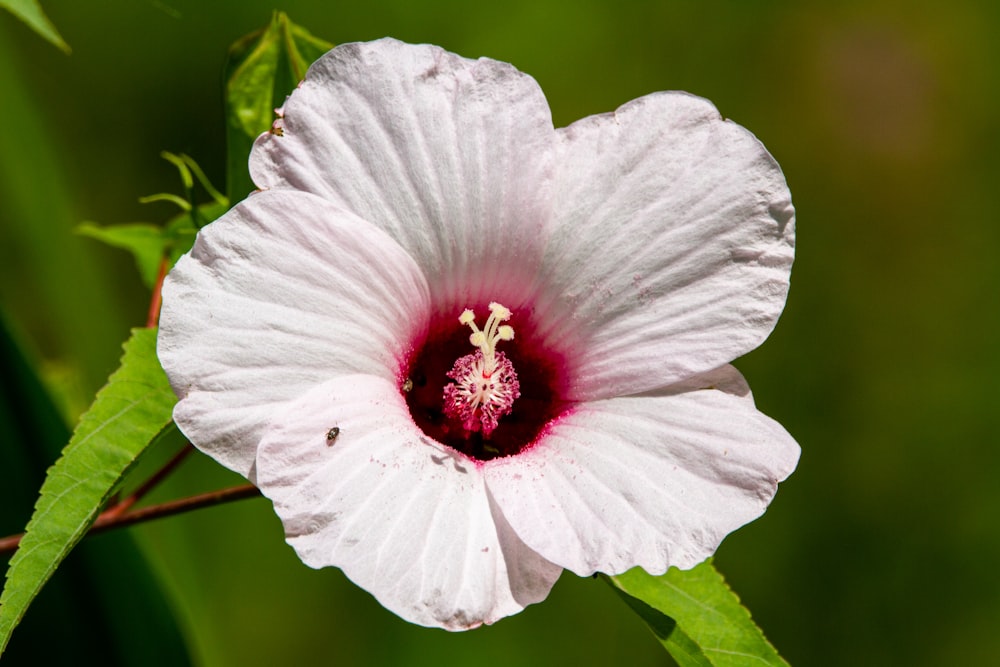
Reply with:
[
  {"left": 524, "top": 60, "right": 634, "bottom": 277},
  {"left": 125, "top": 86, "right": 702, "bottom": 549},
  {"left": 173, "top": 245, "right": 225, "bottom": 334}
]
[
  {"left": 402, "top": 378, "right": 414, "bottom": 392},
  {"left": 326, "top": 426, "right": 340, "bottom": 445}
]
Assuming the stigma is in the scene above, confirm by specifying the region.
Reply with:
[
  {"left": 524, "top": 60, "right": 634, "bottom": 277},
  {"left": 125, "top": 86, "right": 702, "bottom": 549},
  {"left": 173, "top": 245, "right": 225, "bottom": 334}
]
[{"left": 442, "top": 302, "right": 521, "bottom": 438}]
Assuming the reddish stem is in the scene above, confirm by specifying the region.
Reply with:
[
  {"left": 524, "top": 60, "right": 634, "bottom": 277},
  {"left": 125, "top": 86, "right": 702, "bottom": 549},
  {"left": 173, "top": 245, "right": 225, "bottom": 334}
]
[
  {"left": 102, "top": 445, "right": 193, "bottom": 520},
  {"left": 0, "top": 484, "right": 262, "bottom": 556},
  {"left": 146, "top": 256, "right": 170, "bottom": 328}
]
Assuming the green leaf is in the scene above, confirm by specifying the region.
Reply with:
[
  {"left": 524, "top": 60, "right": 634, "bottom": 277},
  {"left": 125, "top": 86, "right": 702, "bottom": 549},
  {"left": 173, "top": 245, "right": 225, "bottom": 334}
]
[
  {"left": 0, "top": 0, "right": 70, "bottom": 53},
  {"left": 0, "top": 328, "right": 177, "bottom": 655},
  {"left": 0, "top": 316, "right": 190, "bottom": 664},
  {"left": 606, "top": 560, "right": 789, "bottom": 667},
  {"left": 77, "top": 200, "right": 225, "bottom": 289},
  {"left": 76, "top": 223, "right": 169, "bottom": 288},
  {"left": 77, "top": 151, "right": 228, "bottom": 288},
  {"left": 224, "top": 11, "right": 333, "bottom": 200},
  {"left": 177, "top": 153, "right": 228, "bottom": 208},
  {"left": 137, "top": 193, "right": 192, "bottom": 210}
]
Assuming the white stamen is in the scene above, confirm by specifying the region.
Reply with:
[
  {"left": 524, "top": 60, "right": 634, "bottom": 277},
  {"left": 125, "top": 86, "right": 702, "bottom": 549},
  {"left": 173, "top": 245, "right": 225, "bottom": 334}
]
[
  {"left": 443, "top": 302, "right": 521, "bottom": 437},
  {"left": 458, "top": 302, "right": 514, "bottom": 375}
]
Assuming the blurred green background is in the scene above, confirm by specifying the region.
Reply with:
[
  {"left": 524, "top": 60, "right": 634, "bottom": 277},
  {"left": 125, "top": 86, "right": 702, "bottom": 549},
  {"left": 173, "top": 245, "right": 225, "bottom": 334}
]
[{"left": 2, "top": 0, "right": 998, "bottom": 665}]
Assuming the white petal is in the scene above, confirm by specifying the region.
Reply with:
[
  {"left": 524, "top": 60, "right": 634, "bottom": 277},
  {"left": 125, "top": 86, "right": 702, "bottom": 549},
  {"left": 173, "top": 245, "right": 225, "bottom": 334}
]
[
  {"left": 535, "top": 92, "right": 795, "bottom": 400},
  {"left": 668, "top": 363, "right": 755, "bottom": 405},
  {"left": 157, "top": 190, "right": 430, "bottom": 477},
  {"left": 251, "top": 38, "right": 557, "bottom": 308},
  {"left": 485, "top": 383, "right": 799, "bottom": 576},
  {"left": 255, "top": 375, "right": 562, "bottom": 630}
]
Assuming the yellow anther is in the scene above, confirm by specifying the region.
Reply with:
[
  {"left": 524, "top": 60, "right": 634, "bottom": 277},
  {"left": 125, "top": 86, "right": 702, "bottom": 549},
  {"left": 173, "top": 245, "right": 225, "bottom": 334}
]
[{"left": 488, "top": 302, "right": 511, "bottom": 320}]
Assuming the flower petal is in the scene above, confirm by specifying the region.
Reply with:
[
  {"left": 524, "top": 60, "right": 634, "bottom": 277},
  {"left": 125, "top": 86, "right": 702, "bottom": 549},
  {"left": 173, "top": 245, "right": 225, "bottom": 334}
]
[
  {"left": 484, "top": 374, "right": 799, "bottom": 576},
  {"left": 157, "top": 190, "right": 430, "bottom": 477},
  {"left": 535, "top": 92, "right": 795, "bottom": 400},
  {"left": 251, "top": 38, "right": 557, "bottom": 308},
  {"left": 668, "top": 363, "right": 755, "bottom": 405},
  {"left": 255, "top": 375, "right": 562, "bottom": 630}
]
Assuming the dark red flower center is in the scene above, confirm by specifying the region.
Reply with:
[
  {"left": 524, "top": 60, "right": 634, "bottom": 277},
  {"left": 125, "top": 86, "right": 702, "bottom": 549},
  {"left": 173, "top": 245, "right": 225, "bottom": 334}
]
[{"left": 403, "top": 303, "right": 569, "bottom": 462}]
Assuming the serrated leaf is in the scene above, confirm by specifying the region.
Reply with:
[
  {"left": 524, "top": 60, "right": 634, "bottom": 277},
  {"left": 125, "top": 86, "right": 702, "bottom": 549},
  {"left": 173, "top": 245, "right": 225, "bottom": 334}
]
[
  {"left": 0, "top": 317, "right": 189, "bottom": 663},
  {"left": 0, "top": 328, "right": 177, "bottom": 655},
  {"left": 224, "top": 11, "right": 333, "bottom": 200},
  {"left": 606, "top": 560, "right": 789, "bottom": 667},
  {"left": 0, "top": 0, "right": 70, "bottom": 53}
]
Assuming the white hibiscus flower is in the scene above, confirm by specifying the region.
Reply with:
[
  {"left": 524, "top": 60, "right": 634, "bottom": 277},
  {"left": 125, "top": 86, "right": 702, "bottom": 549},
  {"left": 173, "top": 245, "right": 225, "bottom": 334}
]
[{"left": 157, "top": 38, "right": 799, "bottom": 631}]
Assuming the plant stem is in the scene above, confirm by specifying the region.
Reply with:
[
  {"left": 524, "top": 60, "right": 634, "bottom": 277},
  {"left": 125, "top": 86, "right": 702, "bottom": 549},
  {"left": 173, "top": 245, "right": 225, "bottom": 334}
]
[
  {"left": 0, "top": 484, "right": 262, "bottom": 556},
  {"left": 102, "top": 445, "right": 193, "bottom": 519},
  {"left": 146, "top": 256, "right": 170, "bottom": 328}
]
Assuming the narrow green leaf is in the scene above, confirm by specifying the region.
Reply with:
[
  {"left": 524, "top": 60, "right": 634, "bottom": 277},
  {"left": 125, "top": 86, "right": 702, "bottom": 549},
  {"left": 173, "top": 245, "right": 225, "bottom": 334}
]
[
  {"left": 180, "top": 154, "right": 228, "bottom": 206},
  {"left": 151, "top": 152, "right": 229, "bottom": 228},
  {"left": 159, "top": 151, "right": 194, "bottom": 190},
  {"left": 0, "top": 0, "right": 70, "bottom": 53},
  {"left": 224, "top": 12, "right": 332, "bottom": 200},
  {"left": 137, "top": 193, "right": 192, "bottom": 210},
  {"left": 0, "top": 328, "right": 177, "bottom": 655},
  {"left": 606, "top": 560, "right": 789, "bottom": 667}
]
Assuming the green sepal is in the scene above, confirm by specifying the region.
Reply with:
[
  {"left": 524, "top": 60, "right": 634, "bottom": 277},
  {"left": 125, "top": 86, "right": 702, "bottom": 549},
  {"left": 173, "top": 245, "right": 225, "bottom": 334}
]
[
  {"left": 224, "top": 11, "right": 333, "bottom": 200},
  {"left": 0, "top": 328, "right": 177, "bottom": 655},
  {"left": 605, "top": 560, "right": 789, "bottom": 667}
]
